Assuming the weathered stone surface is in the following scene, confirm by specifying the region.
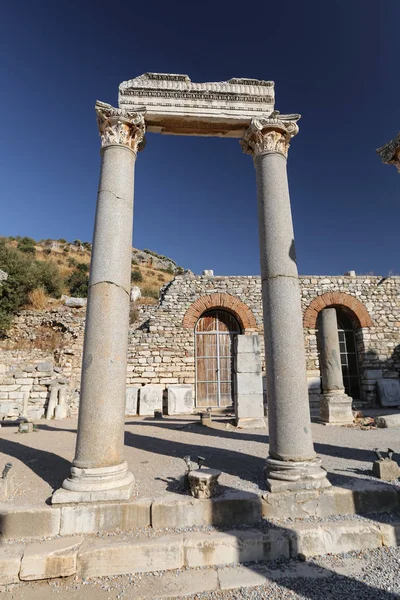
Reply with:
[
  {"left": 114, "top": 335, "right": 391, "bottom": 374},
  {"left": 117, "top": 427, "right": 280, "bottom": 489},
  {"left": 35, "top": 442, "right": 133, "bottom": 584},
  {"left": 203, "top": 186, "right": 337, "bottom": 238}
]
[
  {"left": 0, "top": 505, "right": 60, "bottom": 539},
  {"left": 139, "top": 385, "right": 163, "bottom": 416},
  {"left": 63, "top": 296, "right": 87, "bottom": 308},
  {"left": 188, "top": 468, "right": 221, "bottom": 499},
  {"left": 20, "top": 536, "right": 84, "bottom": 581},
  {"left": 0, "top": 544, "right": 24, "bottom": 585},
  {"left": 125, "top": 386, "right": 139, "bottom": 416},
  {"left": 77, "top": 536, "right": 184, "bottom": 578},
  {"left": 130, "top": 286, "right": 141, "bottom": 302},
  {"left": 372, "top": 459, "right": 400, "bottom": 480},
  {"left": 320, "top": 392, "right": 354, "bottom": 425},
  {"left": 235, "top": 373, "right": 263, "bottom": 396},
  {"left": 166, "top": 384, "right": 193, "bottom": 415},
  {"left": 377, "top": 380, "right": 400, "bottom": 407},
  {"left": 376, "top": 413, "right": 400, "bottom": 428},
  {"left": 60, "top": 499, "right": 151, "bottom": 535}
]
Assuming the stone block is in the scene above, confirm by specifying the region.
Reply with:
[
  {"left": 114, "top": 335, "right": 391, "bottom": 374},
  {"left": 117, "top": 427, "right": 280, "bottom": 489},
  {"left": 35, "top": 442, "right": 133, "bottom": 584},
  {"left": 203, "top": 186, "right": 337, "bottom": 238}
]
[
  {"left": 235, "top": 352, "right": 261, "bottom": 373},
  {"left": 77, "top": 536, "right": 184, "bottom": 578},
  {"left": 125, "top": 386, "right": 139, "bottom": 415},
  {"left": 379, "top": 522, "right": 400, "bottom": 547},
  {"left": 236, "top": 416, "right": 266, "bottom": 429},
  {"left": 184, "top": 528, "right": 289, "bottom": 568},
  {"left": 372, "top": 459, "right": 400, "bottom": 480},
  {"left": 320, "top": 393, "right": 354, "bottom": 424},
  {"left": 261, "top": 487, "right": 356, "bottom": 520},
  {"left": 376, "top": 414, "right": 400, "bottom": 428},
  {"left": 307, "top": 376, "right": 321, "bottom": 391},
  {"left": 20, "top": 536, "right": 84, "bottom": 581},
  {"left": 0, "top": 505, "right": 60, "bottom": 539},
  {"left": 60, "top": 499, "right": 151, "bottom": 535},
  {"left": 235, "top": 373, "right": 263, "bottom": 396},
  {"left": 151, "top": 492, "right": 261, "bottom": 529},
  {"left": 36, "top": 362, "right": 53, "bottom": 372},
  {"left": 0, "top": 544, "right": 24, "bottom": 585},
  {"left": 166, "top": 384, "right": 193, "bottom": 414},
  {"left": 235, "top": 393, "right": 264, "bottom": 420},
  {"left": 189, "top": 468, "right": 221, "bottom": 498},
  {"left": 377, "top": 380, "right": 400, "bottom": 407},
  {"left": 364, "top": 369, "right": 383, "bottom": 380},
  {"left": 234, "top": 335, "right": 260, "bottom": 355},
  {"left": 139, "top": 385, "right": 163, "bottom": 415}
]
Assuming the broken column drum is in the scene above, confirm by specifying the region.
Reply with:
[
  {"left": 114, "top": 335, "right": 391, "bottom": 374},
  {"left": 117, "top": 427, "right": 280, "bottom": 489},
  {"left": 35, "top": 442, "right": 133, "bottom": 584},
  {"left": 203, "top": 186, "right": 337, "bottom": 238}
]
[
  {"left": 318, "top": 308, "right": 354, "bottom": 424},
  {"left": 242, "top": 116, "right": 330, "bottom": 492},
  {"left": 53, "top": 102, "right": 145, "bottom": 503}
]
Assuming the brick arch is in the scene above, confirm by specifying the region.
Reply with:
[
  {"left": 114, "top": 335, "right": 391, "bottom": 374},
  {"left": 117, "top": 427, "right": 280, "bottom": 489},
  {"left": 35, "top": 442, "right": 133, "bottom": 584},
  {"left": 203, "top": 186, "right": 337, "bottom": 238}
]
[
  {"left": 183, "top": 293, "right": 258, "bottom": 332},
  {"left": 303, "top": 292, "right": 374, "bottom": 329}
]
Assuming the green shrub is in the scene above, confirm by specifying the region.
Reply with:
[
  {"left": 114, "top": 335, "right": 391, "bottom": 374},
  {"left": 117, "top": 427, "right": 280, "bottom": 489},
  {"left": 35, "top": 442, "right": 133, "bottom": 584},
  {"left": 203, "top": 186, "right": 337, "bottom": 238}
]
[
  {"left": 32, "top": 261, "right": 63, "bottom": 298},
  {"left": 142, "top": 286, "right": 159, "bottom": 300},
  {"left": 131, "top": 268, "right": 143, "bottom": 283},
  {"left": 66, "top": 264, "right": 89, "bottom": 297},
  {"left": 67, "top": 257, "right": 78, "bottom": 268},
  {"left": 17, "top": 237, "right": 36, "bottom": 255}
]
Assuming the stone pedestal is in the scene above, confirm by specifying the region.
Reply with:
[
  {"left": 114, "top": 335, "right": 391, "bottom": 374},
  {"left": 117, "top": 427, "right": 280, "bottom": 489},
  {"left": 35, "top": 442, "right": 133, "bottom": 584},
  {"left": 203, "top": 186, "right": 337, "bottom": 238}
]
[
  {"left": 188, "top": 468, "right": 221, "bottom": 498},
  {"left": 318, "top": 308, "right": 353, "bottom": 425},
  {"left": 52, "top": 102, "right": 145, "bottom": 504},
  {"left": 242, "top": 116, "right": 329, "bottom": 492},
  {"left": 234, "top": 335, "right": 265, "bottom": 429},
  {"left": 372, "top": 459, "right": 400, "bottom": 481}
]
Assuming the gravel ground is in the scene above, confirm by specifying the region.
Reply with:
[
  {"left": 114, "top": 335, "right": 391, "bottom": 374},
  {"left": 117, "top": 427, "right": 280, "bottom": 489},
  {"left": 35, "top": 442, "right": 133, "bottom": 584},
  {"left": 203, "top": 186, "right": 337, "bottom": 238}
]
[{"left": 0, "top": 415, "right": 400, "bottom": 504}]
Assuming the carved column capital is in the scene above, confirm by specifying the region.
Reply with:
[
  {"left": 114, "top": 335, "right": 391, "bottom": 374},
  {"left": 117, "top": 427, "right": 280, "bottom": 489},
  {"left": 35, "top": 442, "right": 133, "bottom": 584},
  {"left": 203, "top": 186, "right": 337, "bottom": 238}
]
[
  {"left": 241, "top": 112, "right": 300, "bottom": 159},
  {"left": 95, "top": 101, "right": 146, "bottom": 154},
  {"left": 376, "top": 133, "right": 400, "bottom": 172}
]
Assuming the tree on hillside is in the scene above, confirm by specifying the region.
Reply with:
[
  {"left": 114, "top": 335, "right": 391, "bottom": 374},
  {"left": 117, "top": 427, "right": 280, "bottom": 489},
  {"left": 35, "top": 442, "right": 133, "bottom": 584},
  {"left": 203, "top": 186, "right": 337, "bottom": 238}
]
[
  {"left": 66, "top": 262, "right": 89, "bottom": 297},
  {"left": 17, "top": 237, "right": 36, "bottom": 255}
]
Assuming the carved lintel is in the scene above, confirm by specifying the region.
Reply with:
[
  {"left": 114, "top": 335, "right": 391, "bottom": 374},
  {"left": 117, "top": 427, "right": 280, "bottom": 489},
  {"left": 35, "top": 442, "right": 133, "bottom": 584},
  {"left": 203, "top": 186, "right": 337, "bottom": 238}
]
[
  {"left": 376, "top": 132, "right": 400, "bottom": 172},
  {"left": 95, "top": 101, "right": 146, "bottom": 153},
  {"left": 241, "top": 112, "right": 301, "bottom": 159}
]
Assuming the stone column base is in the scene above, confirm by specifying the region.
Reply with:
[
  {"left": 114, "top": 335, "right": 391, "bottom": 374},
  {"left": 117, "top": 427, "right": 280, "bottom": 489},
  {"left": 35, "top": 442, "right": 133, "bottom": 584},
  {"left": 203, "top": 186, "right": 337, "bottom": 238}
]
[
  {"left": 265, "top": 456, "right": 331, "bottom": 493},
  {"left": 236, "top": 417, "right": 267, "bottom": 429},
  {"left": 320, "top": 392, "right": 354, "bottom": 425},
  {"left": 52, "top": 461, "right": 134, "bottom": 504}
]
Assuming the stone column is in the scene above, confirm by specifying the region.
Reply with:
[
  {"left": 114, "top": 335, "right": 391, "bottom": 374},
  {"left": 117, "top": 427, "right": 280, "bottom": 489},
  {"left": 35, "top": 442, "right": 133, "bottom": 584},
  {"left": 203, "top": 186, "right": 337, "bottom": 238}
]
[
  {"left": 53, "top": 101, "right": 146, "bottom": 503},
  {"left": 242, "top": 115, "right": 330, "bottom": 492},
  {"left": 318, "top": 308, "right": 354, "bottom": 424}
]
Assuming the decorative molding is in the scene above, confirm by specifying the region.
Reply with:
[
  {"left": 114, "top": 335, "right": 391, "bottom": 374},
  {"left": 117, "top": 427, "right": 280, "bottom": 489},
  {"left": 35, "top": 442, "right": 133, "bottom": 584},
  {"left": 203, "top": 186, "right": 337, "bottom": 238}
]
[
  {"left": 303, "top": 292, "right": 374, "bottom": 329},
  {"left": 241, "top": 112, "right": 301, "bottom": 158},
  {"left": 95, "top": 101, "right": 146, "bottom": 153},
  {"left": 376, "top": 132, "right": 400, "bottom": 171},
  {"left": 183, "top": 293, "right": 259, "bottom": 332}
]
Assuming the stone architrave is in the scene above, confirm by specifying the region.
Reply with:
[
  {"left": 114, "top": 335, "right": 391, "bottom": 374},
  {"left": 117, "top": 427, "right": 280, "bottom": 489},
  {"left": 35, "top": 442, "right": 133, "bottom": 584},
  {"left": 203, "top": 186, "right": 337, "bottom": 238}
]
[
  {"left": 52, "top": 101, "right": 146, "bottom": 504},
  {"left": 234, "top": 335, "right": 265, "bottom": 428},
  {"left": 166, "top": 385, "right": 194, "bottom": 415},
  {"left": 318, "top": 308, "right": 354, "bottom": 424},
  {"left": 377, "top": 380, "right": 400, "bottom": 407},
  {"left": 242, "top": 114, "right": 330, "bottom": 492},
  {"left": 139, "top": 385, "right": 163, "bottom": 416},
  {"left": 125, "top": 386, "right": 139, "bottom": 416}
]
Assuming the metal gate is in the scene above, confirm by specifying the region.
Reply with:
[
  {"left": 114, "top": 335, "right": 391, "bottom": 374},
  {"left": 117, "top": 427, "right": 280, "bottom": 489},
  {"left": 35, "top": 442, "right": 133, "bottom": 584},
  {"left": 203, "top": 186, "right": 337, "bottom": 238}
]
[{"left": 195, "top": 310, "right": 241, "bottom": 408}]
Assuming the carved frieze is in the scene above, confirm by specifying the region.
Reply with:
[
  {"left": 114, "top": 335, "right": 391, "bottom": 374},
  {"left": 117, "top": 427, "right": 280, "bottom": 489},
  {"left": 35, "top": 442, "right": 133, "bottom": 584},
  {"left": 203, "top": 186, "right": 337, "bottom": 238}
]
[
  {"left": 241, "top": 112, "right": 301, "bottom": 159},
  {"left": 95, "top": 101, "right": 146, "bottom": 153},
  {"left": 376, "top": 133, "right": 400, "bottom": 171}
]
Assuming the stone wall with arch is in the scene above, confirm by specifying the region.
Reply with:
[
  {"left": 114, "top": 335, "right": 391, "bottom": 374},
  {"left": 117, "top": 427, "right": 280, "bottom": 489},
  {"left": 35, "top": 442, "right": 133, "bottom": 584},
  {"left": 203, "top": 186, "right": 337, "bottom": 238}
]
[{"left": 182, "top": 293, "right": 258, "bottom": 332}]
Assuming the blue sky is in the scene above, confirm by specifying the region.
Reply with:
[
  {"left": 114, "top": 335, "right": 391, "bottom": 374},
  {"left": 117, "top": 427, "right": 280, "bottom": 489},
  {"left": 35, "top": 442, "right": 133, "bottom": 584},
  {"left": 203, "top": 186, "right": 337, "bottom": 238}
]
[{"left": 1, "top": 1, "right": 399, "bottom": 276}]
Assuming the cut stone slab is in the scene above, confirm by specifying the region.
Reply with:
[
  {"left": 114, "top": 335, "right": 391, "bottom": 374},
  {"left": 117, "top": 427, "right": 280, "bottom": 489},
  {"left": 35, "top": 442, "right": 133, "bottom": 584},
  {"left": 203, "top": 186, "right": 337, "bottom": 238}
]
[
  {"left": 188, "top": 468, "right": 221, "bottom": 498},
  {"left": 125, "top": 386, "right": 139, "bottom": 416},
  {"left": 139, "top": 385, "right": 163, "bottom": 416},
  {"left": 20, "top": 536, "right": 84, "bottom": 581},
  {"left": 377, "top": 379, "right": 400, "bottom": 407},
  {"left": 0, "top": 505, "right": 60, "bottom": 540},
  {"left": 0, "top": 544, "right": 24, "bottom": 585},
  {"left": 376, "top": 413, "right": 400, "bottom": 428},
  {"left": 77, "top": 536, "right": 184, "bottom": 578},
  {"left": 372, "top": 459, "right": 400, "bottom": 480},
  {"left": 236, "top": 416, "right": 266, "bottom": 429},
  {"left": 235, "top": 372, "right": 263, "bottom": 396},
  {"left": 234, "top": 335, "right": 261, "bottom": 355},
  {"left": 166, "top": 384, "right": 194, "bottom": 415}
]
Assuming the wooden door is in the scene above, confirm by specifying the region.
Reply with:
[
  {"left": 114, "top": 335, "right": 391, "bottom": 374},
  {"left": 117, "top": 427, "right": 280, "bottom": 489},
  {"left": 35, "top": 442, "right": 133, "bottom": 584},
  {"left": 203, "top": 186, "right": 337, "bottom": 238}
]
[{"left": 195, "top": 310, "right": 241, "bottom": 408}]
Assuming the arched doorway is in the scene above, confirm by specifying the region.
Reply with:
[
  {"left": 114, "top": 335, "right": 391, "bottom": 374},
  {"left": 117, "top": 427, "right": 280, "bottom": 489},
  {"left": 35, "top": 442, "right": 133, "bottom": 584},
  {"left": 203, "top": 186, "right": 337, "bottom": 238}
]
[{"left": 195, "top": 310, "right": 241, "bottom": 408}]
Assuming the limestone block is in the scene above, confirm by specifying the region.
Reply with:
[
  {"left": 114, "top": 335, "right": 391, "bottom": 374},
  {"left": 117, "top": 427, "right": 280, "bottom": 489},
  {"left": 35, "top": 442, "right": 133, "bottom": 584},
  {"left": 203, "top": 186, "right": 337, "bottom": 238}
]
[
  {"left": 63, "top": 297, "right": 87, "bottom": 308},
  {"left": 372, "top": 459, "right": 400, "bottom": 480},
  {"left": 376, "top": 414, "right": 400, "bottom": 428},
  {"left": 0, "top": 544, "right": 24, "bottom": 585},
  {"left": 20, "top": 536, "right": 84, "bottom": 581},
  {"left": 379, "top": 522, "right": 400, "bottom": 547},
  {"left": 0, "top": 506, "right": 60, "bottom": 540},
  {"left": 234, "top": 335, "right": 260, "bottom": 355},
  {"left": 130, "top": 286, "right": 141, "bottom": 302},
  {"left": 60, "top": 499, "right": 151, "bottom": 535},
  {"left": 166, "top": 384, "right": 193, "bottom": 415},
  {"left": 77, "top": 536, "right": 184, "bottom": 578},
  {"left": 125, "top": 386, "right": 139, "bottom": 415},
  {"left": 139, "top": 385, "right": 163, "bottom": 415},
  {"left": 189, "top": 468, "right": 221, "bottom": 498},
  {"left": 320, "top": 393, "right": 354, "bottom": 424},
  {"left": 235, "top": 394, "right": 264, "bottom": 420},
  {"left": 36, "top": 362, "right": 53, "bottom": 372},
  {"left": 235, "top": 352, "right": 261, "bottom": 373},
  {"left": 235, "top": 373, "right": 263, "bottom": 396},
  {"left": 364, "top": 369, "right": 383, "bottom": 380},
  {"left": 377, "top": 380, "right": 400, "bottom": 407}
]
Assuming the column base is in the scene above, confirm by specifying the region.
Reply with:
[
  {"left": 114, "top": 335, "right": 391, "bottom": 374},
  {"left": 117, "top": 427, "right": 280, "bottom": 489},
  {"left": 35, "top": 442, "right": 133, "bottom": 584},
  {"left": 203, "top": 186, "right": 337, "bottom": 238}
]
[
  {"left": 265, "top": 456, "right": 331, "bottom": 493},
  {"left": 52, "top": 461, "right": 134, "bottom": 504},
  {"left": 320, "top": 392, "right": 354, "bottom": 425}
]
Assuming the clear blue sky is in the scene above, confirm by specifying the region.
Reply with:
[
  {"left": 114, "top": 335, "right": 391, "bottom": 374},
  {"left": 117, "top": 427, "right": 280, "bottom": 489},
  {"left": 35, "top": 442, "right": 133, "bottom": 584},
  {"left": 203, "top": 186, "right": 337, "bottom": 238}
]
[{"left": 1, "top": 1, "right": 399, "bottom": 276}]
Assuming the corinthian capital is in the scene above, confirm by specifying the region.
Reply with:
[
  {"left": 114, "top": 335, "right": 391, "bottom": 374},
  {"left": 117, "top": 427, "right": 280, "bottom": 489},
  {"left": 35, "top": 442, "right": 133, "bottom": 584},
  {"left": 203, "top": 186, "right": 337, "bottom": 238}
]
[
  {"left": 95, "top": 101, "right": 146, "bottom": 153},
  {"left": 241, "top": 112, "right": 300, "bottom": 159}
]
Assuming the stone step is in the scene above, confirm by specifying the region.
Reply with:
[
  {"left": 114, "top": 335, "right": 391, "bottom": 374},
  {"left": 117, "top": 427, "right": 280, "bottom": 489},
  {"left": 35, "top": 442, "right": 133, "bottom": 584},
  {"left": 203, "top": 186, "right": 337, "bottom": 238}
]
[{"left": 1, "top": 519, "right": 400, "bottom": 586}]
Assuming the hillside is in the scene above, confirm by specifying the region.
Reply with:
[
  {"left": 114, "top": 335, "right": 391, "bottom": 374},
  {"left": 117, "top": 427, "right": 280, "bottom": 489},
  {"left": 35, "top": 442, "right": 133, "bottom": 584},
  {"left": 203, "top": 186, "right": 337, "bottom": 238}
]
[{"left": 0, "top": 236, "right": 185, "bottom": 326}]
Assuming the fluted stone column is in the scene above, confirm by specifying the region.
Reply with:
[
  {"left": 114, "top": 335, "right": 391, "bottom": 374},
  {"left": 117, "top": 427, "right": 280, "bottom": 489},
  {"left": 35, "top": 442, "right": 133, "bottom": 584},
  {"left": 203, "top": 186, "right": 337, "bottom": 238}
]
[
  {"left": 242, "top": 115, "right": 330, "bottom": 492},
  {"left": 318, "top": 308, "right": 354, "bottom": 424},
  {"left": 53, "top": 101, "right": 146, "bottom": 503}
]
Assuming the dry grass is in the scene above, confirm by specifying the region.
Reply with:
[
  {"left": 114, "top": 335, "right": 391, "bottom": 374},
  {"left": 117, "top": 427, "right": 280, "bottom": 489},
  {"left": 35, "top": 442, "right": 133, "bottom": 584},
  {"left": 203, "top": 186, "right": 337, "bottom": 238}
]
[{"left": 27, "top": 287, "right": 49, "bottom": 310}]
